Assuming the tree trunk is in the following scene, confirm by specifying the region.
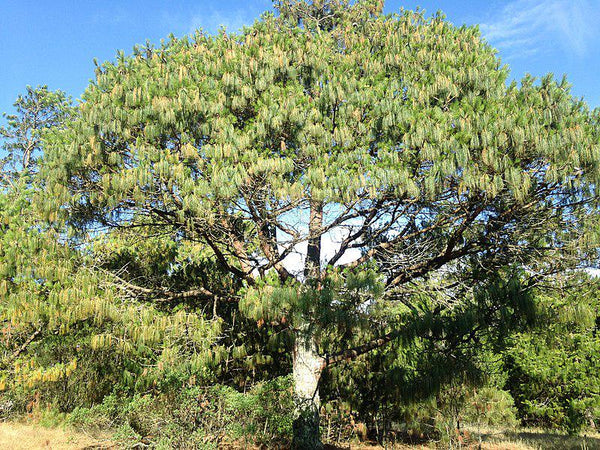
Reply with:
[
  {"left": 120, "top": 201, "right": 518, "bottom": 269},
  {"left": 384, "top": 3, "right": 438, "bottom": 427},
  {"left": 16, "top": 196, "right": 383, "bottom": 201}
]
[
  {"left": 292, "top": 326, "right": 324, "bottom": 449},
  {"left": 293, "top": 197, "right": 324, "bottom": 449}
]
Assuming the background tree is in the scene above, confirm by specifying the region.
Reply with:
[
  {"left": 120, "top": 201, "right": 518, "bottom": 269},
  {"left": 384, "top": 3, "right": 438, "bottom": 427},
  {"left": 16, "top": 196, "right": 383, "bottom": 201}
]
[
  {"left": 0, "top": 182, "right": 223, "bottom": 413},
  {"left": 0, "top": 85, "right": 74, "bottom": 187},
  {"left": 503, "top": 274, "right": 600, "bottom": 434},
  {"left": 42, "top": 1, "right": 600, "bottom": 447},
  {"left": 0, "top": 88, "right": 221, "bottom": 420}
]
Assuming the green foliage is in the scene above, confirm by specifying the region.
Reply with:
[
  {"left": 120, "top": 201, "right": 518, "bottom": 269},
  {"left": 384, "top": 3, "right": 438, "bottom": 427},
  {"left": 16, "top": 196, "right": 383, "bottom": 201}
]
[
  {"left": 0, "top": 182, "right": 110, "bottom": 393},
  {"left": 462, "top": 387, "right": 519, "bottom": 429},
  {"left": 503, "top": 275, "right": 600, "bottom": 434},
  {"left": 0, "top": 86, "right": 225, "bottom": 416},
  {"left": 68, "top": 376, "right": 294, "bottom": 448},
  {"left": 1, "top": 1, "right": 599, "bottom": 447},
  {"left": 42, "top": 0, "right": 600, "bottom": 341},
  {"left": 0, "top": 181, "right": 224, "bottom": 410}
]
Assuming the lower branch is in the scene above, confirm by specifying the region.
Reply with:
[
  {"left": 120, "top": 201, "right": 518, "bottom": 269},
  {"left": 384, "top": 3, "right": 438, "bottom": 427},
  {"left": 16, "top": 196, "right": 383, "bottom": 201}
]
[{"left": 324, "top": 329, "right": 401, "bottom": 367}]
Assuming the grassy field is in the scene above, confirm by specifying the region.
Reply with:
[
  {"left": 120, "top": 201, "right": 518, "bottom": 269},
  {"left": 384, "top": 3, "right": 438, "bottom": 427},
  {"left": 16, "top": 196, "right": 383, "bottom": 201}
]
[
  {"left": 463, "top": 426, "right": 600, "bottom": 450},
  {"left": 0, "top": 422, "right": 598, "bottom": 449},
  {"left": 0, "top": 422, "right": 111, "bottom": 450}
]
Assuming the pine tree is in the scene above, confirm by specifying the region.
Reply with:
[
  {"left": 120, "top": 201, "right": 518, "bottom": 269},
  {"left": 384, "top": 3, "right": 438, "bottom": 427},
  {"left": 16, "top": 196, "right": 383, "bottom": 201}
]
[
  {"left": 0, "top": 89, "right": 221, "bottom": 413},
  {"left": 504, "top": 274, "right": 600, "bottom": 433},
  {"left": 41, "top": 1, "right": 600, "bottom": 447},
  {"left": 0, "top": 85, "right": 74, "bottom": 187}
]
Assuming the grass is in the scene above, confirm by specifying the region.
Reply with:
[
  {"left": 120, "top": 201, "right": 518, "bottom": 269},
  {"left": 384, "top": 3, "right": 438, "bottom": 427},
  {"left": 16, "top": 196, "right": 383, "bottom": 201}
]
[
  {"left": 0, "top": 421, "right": 112, "bottom": 450},
  {"left": 471, "top": 425, "right": 600, "bottom": 450},
  {"left": 0, "top": 422, "right": 598, "bottom": 449},
  {"left": 323, "top": 426, "right": 600, "bottom": 450}
]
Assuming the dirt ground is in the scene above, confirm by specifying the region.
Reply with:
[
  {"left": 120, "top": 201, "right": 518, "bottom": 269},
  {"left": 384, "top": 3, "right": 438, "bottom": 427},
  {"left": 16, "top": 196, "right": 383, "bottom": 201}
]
[{"left": 0, "top": 422, "right": 598, "bottom": 449}]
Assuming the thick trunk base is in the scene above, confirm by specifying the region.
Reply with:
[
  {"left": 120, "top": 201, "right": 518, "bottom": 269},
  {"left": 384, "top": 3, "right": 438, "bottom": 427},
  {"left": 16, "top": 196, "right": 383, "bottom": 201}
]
[{"left": 293, "top": 401, "right": 322, "bottom": 450}]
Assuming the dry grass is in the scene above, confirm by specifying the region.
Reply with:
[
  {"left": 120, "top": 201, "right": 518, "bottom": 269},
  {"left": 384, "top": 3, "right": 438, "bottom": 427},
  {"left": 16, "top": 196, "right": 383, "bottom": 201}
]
[
  {"left": 0, "top": 421, "right": 112, "bottom": 450},
  {"left": 471, "top": 426, "right": 600, "bottom": 450},
  {"left": 0, "top": 422, "right": 598, "bottom": 449},
  {"left": 323, "top": 426, "right": 600, "bottom": 450}
]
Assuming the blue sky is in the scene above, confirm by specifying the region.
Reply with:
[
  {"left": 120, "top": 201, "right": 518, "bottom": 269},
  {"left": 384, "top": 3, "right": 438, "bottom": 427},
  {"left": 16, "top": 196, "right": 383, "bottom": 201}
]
[{"left": 1, "top": 0, "right": 599, "bottom": 117}]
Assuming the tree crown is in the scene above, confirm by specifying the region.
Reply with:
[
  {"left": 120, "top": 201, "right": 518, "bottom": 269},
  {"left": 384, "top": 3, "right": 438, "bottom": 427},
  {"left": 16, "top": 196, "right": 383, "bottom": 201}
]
[{"left": 42, "top": 3, "right": 600, "bottom": 344}]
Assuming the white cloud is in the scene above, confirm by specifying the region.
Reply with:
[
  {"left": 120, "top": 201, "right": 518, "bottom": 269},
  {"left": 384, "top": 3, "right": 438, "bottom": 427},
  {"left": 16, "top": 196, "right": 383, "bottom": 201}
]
[
  {"left": 187, "top": 8, "right": 258, "bottom": 34},
  {"left": 480, "top": 0, "right": 599, "bottom": 59},
  {"left": 160, "top": 4, "right": 265, "bottom": 38}
]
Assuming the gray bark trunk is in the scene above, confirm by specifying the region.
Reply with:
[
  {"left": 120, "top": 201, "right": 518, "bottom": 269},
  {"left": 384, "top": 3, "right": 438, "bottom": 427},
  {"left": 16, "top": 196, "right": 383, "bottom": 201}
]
[
  {"left": 293, "top": 198, "right": 324, "bottom": 448},
  {"left": 292, "top": 326, "right": 324, "bottom": 449}
]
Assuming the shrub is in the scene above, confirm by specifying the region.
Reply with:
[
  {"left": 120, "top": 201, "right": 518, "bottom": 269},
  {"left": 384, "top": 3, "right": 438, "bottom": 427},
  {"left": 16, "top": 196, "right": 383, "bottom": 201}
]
[
  {"left": 67, "top": 376, "right": 294, "bottom": 448},
  {"left": 503, "top": 279, "right": 600, "bottom": 434}
]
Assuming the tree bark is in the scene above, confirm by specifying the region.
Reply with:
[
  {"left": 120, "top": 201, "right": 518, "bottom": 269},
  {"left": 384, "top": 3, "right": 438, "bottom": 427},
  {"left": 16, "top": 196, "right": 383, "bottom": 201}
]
[
  {"left": 304, "top": 200, "right": 323, "bottom": 279},
  {"left": 292, "top": 324, "right": 324, "bottom": 450},
  {"left": 293, "top": 198, "right": 324, "bottom": 449}
]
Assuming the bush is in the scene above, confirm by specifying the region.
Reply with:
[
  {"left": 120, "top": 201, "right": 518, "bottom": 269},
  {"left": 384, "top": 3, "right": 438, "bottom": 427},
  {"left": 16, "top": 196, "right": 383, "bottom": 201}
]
[
  {"left": 503, "top": 279, "right": 600, "bottom": 434},
  {"left": 402, "top": 385, "right": 518, "bottom": 447},
  {"left": 67, "top": 376, "right": 294, "bottom": 448},
  {"left": 462, "top": 387, "right": 518, "bottom": 428}
]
